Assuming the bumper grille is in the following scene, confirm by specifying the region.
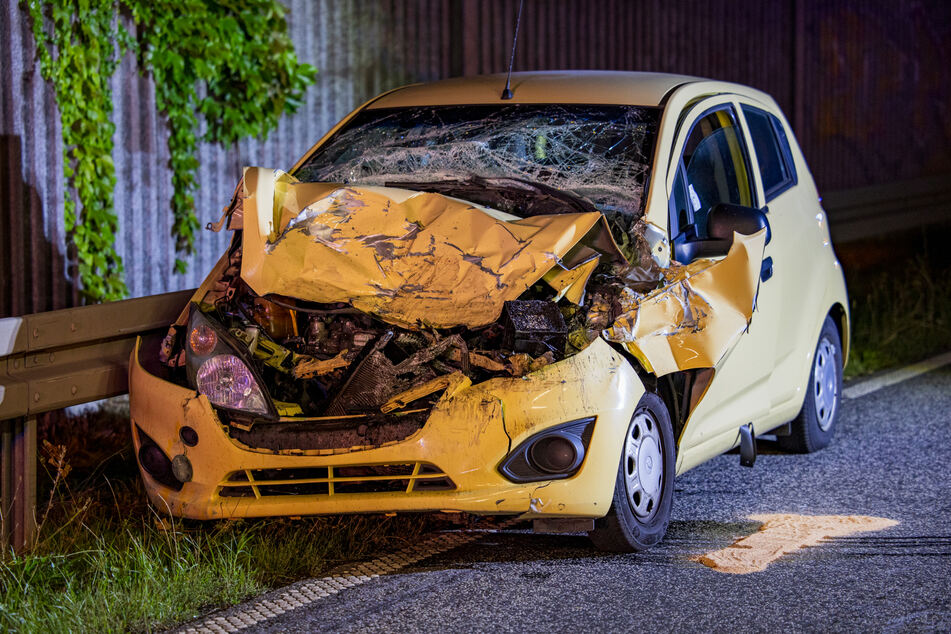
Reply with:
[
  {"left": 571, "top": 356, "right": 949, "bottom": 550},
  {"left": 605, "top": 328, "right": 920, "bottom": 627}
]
[
  {"left": 218, "top": 462, "right": 456, "bottom": 498},
  {"left": 225, "top": 409, "right": 430, "bottom": 452}
]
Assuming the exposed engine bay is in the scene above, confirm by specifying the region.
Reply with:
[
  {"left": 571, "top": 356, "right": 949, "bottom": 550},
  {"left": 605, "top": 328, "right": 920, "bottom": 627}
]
[{"left": 158, "top": 231, "right": 656, "bottom": 452}]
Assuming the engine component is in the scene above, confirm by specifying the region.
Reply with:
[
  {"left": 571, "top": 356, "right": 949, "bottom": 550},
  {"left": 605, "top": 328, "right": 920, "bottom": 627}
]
[
  {"left": 381, "top": 371, "right": 471, "bottom": 413},
  {"left": 502, "top": 300, "right": 568, "bottom": 357}
]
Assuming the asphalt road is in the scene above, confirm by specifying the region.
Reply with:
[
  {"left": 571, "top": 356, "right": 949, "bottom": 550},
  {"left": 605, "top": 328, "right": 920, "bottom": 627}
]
[{"left": 220, "top": 366, "right": 951, "bottom": 633}]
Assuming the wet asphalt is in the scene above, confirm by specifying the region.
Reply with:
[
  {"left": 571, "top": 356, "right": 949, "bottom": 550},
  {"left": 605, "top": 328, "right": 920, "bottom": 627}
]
[{"left": 237, "top": 366, "right": 951, "bottom": 633}]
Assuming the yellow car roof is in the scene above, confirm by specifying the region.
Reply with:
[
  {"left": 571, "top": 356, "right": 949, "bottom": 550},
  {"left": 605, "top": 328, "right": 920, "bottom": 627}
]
[{"left": 367, "top": 71, "right": 702, "bottom": 109}]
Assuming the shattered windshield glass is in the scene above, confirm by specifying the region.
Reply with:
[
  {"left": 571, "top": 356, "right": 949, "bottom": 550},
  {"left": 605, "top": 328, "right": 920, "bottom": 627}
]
[{"left": 295, "top": 104, "right": 660, "bottom": 231}]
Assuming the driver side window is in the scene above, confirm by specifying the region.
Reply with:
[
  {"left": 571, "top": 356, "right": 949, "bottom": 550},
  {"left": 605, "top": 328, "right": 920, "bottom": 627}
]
[{"left": 670, "top": 107, "right": 753, "bottom": 243}]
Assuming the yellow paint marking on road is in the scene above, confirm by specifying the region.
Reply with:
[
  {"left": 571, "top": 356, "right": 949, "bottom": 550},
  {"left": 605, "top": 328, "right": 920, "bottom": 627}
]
[{"left": 691, "top": 514, "right": 899, "bottom": 574}]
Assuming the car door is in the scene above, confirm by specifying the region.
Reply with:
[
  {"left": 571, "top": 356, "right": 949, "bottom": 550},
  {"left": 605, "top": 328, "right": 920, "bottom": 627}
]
[
  {"left": 736, "top": 100, "right": 816, "bottom": 418},
  {"left": 663, "top": 98, "right": 777, "bottom": 473}
]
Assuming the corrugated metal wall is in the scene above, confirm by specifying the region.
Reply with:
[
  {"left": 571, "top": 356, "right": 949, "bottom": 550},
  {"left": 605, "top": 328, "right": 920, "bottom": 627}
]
[
  {"left": 2, "top": 0, "right": 949, "bottom": 317},
  {"left": 803, "top": 0, "right": 951, "bottom": 189}
]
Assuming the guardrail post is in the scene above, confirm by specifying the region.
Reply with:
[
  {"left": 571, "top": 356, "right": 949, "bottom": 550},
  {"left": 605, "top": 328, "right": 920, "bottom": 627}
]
[
  {"left": 1, "top": 416, "right": 37, "bottom": 555},
  {"left": 1, "top": 420, "right": 9, "bottom": 554}
]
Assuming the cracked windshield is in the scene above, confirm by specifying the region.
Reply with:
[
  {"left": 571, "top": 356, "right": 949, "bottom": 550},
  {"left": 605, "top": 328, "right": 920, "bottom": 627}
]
[{"left": 296, "top": 104, "right": 660, "bottom": 238}]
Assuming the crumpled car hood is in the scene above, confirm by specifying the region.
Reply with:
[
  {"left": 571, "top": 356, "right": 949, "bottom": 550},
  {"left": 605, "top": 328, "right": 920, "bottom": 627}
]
[{"left": 239, "top": 167, "right": 622, "bottom": 329}]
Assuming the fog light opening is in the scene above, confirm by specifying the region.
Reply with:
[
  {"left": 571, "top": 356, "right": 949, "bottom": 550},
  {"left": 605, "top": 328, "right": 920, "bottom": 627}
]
[
  {"left": 497, "top": 417, "right": 595, "bottom": 483},
  {"left": 180, "top": 426, "right": 199, "bottom": 447},
  {"left": 529, "top": 434, "right": 583, "bottom": 474},
  {"left": 139, "top": 444, "right": 172, "bottom": 479},
  {"left": 134, "top": 425, "right": 185, "bottom": 492}
]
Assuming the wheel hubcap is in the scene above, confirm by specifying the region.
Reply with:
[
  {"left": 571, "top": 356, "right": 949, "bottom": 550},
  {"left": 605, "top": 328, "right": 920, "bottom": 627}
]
[
  {"left": 813, "top": 337, "right": 839, "bottom": 431},
  {"left": 624, "top": 410, "right": 663, "bottom": 519}
]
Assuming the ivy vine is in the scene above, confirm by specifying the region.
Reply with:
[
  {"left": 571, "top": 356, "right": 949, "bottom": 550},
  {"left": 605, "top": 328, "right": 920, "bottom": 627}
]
[
  {"left": 24, "top": 0, "right": 316, "bottom": 300},
  {"left": 25, "top": 0, "right": 126, "bottom": 300}
]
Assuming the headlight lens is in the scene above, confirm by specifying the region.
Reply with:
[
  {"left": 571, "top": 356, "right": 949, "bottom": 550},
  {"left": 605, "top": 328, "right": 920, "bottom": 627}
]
[
  {"left": 185, "top": 305, "right": 275, "bottom": 418},
  {"left": 196, "top": 354, "right": 269, "bottom": 414}
]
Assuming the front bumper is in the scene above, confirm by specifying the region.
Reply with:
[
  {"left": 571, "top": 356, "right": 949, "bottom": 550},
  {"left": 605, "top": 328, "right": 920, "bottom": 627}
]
[{"left": 129, "top": 337, "right": 644, "bottom": 520}]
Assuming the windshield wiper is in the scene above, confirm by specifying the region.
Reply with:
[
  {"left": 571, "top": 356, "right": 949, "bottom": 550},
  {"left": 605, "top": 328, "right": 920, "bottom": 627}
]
[{"left": 384, "top": 176, "right": 598, "bottom": 217}]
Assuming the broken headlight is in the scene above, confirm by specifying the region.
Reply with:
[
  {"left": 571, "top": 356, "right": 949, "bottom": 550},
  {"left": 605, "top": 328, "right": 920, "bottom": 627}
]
[{"left": 185, "top": 306, "right": 273, "bottom": 417}]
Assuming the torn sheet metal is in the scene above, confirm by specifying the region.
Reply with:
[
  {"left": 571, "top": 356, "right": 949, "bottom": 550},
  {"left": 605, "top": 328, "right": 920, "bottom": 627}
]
[
  {"left": 542, "top": 254, "right": 600, "bottom": 304},
  {"left": 292, "top": 350, "right": 349, "bottom": 379},
  {"left": 604, "top": 230, "right": 767, "bottom": 376},
  {"left": 239, "top": 167, "right": 616, "bottom": 329},
  {"left": 381, "top": 371, "right": 471, "bottom": 414}
]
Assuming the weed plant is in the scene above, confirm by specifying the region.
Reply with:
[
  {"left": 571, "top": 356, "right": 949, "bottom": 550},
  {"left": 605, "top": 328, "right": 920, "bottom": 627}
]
[{"left": 845, "top": 256, "right": 951, "bottom": 377}]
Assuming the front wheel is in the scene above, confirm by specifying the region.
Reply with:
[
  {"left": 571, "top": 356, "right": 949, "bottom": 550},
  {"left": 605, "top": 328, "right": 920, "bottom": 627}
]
[
  {"left": 589, "top": 392, "right": 675, "bottom": 552},
  {"left": 778, "top": 315, "right": 843, "bottom": 453}
]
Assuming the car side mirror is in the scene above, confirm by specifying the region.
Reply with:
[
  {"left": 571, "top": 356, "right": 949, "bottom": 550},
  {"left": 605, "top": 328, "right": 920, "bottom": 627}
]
[
  {"left": 708, "top": 202, "right": 771, "bottom": 245},
  {"left": 673, "top": 203, "right": 770, "bottom": 263}
]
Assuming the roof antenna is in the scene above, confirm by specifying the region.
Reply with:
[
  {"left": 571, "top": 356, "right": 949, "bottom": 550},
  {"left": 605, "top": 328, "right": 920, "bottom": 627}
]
[{"left": 500, "top": 0, "right": 525, "bottom": 100}]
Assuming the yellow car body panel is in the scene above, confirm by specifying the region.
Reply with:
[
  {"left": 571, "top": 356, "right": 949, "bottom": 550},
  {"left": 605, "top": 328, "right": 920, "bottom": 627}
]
[
  {"left": 654, "top": 87, "right": 850, "bottom": 472},
  {"left": 130, "top": 336, "right": 643, "bottom": 520},
  {"left": 605, "top": 230, "right": 767, "bottom": 375}
]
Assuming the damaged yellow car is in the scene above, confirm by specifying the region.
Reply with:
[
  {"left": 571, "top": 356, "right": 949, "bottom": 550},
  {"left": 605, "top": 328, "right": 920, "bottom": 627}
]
[{"left": 129, "top": 71, "right": 849, "bottom": 551}]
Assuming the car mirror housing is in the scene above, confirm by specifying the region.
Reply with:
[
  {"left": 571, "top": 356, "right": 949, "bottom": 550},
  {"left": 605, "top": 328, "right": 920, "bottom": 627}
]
[
  {"left": 674, "top": 203, "right": 770, "bottom": 263},
  {"left": 707, "top": 202, "right": 771, "bottom": 245}
]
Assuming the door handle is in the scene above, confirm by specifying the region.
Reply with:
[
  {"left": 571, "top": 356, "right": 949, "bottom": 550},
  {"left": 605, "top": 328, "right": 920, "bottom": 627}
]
[{"left": 761, "top": 256, "right": 774, "bottom": 282}]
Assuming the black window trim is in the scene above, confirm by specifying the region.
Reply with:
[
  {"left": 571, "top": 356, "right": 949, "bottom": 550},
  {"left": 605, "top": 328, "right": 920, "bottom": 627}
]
[
  {"left": 678, "top": 103, "right": 757, "bottom": 204},
  {"left": 667, "top": 161, "right": 689, "bottom": 241},
  {"left": 740, "top": 104, "right": 799, "bottom": 202},
  {"left": 668, "top": 103, "right": 757, "bottom": 246}
]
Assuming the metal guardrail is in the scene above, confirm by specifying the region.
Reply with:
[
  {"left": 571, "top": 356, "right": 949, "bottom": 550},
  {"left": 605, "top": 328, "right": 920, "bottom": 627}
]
[
  {"left": 0, "top": 289, "right": 193, "bottom": 553},
  {"left": 0, "top": 175, "right": 949, "bottom": 555},
  {"left": 825, "top": 175, "right": 951, "bottom": 243}
]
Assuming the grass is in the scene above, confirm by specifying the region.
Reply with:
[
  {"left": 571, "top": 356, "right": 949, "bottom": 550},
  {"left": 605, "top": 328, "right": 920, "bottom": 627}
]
[
  {"left": 1, "top": 507, "right": 431, "bottom": 633},
  {"left": 843, "top": 255, "right": 951, "bottom": 379},
  {"left": 0, "top": 402, "right": 439, "bottom": 633},
  {"left": 1, "top": 514, "right": 260, "bottom": 632}
]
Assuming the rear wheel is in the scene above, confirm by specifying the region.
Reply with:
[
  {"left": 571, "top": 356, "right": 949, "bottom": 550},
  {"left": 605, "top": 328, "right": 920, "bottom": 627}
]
[
  {"left": 778, "top": 315, "right": 842, "bottom": 453},
  {"left": 589, "top": 392, "right": 674, "bottom": 552}
]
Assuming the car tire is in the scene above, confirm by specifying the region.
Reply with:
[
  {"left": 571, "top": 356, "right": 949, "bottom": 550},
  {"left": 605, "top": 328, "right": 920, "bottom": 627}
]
[
  {"left": 589, "top": 392, "right": 675, "bottom": 552},
  {"left": 778, "top": 315, "right": 843, "bottom": 453}
]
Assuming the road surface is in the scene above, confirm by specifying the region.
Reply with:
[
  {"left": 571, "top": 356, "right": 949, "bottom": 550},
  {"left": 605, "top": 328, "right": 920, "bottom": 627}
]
[{"left": 183, "top": 364, "right": 951, "bottom": 633}]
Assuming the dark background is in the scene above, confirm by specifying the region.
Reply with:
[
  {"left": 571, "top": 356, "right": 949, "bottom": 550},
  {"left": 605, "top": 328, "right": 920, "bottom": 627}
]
[{"left": 2, "top": 0, "right": 950, "bottom": 317}]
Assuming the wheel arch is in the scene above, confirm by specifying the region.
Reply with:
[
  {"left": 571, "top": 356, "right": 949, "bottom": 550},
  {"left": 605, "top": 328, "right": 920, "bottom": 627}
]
[
  {"left": 604, "top": 341, "right": 717, "bottom": 457},
  {"left": 828, "top": 301, "right": 850, "bottom": 366}
]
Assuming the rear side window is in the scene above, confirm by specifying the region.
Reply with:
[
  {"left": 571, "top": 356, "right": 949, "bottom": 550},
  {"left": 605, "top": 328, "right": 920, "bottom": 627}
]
[{"left": 742, "top": 106, "right": 797, "bottom": 200}]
